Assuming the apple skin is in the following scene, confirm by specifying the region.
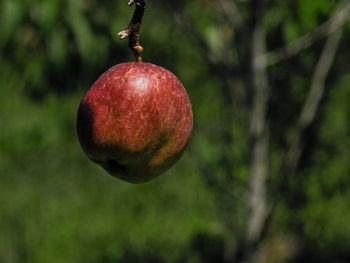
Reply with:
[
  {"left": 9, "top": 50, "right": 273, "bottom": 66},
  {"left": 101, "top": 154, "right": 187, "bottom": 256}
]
[{"left": 76, "top": 62, "right": 193, "bottom": 183}]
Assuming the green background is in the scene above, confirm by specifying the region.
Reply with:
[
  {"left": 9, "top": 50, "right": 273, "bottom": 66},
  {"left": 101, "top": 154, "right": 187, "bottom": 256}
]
[{"left": 1, "top": 0, "right": 350, "bottom": 262}]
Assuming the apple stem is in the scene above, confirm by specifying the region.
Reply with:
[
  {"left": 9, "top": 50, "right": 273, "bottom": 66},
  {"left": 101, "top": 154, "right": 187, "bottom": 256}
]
[{"left": 118, "top": 0, "right": 146, "bottom": 62}]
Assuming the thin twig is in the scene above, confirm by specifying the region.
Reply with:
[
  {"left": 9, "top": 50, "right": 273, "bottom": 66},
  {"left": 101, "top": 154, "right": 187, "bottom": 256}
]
[
  {"left": 262, "top": 1, "right": 350, "bottom": 66},
  {"left": 282, "top": 0, "right": 346, "bottom": 184},
  {"left": 284, "top": 12, "right": 344, "bottom": 178},
  {"left": 261, "top": 1, "right": 348, "bottom": 244},
  {"left": 118, "top": 0, "right": 146, "bottom": 62}
]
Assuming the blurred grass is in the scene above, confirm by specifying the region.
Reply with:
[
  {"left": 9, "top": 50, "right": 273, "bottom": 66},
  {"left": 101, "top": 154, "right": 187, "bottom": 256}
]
[{"left": 0, "top": 83, "right": 220, "bottom": 262}]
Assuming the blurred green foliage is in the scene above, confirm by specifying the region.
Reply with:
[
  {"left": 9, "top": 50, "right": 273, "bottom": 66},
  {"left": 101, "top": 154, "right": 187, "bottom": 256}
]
[{"left": 1, "top": 0, "right": 350, "bottom": 262}]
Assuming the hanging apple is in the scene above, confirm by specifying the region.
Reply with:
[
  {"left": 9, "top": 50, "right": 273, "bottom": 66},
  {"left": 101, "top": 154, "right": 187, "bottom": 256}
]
[{"left": 76, "top": 0, "right": 193, "bottom": 183}]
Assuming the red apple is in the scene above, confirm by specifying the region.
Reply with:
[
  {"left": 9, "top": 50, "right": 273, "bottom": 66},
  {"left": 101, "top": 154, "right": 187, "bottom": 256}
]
[{"left": 76, "top": 62, "right": 193, "bottom": 183}]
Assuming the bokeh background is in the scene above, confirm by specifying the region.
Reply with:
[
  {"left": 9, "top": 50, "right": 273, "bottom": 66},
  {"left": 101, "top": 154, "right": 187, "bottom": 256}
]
[{"left": 1, "top": 0, "right": 350, "bottom": 262}]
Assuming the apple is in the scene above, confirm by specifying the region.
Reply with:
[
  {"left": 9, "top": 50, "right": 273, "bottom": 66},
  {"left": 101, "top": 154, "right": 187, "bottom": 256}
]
[{"left": 76, "top": 62, "right": 193, "bottom": 183}]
